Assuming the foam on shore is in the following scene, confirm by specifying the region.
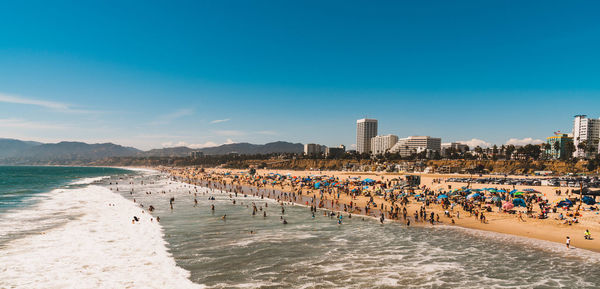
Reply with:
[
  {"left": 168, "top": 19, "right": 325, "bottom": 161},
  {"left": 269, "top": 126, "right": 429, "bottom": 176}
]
[
  {"left": 0, "top": 184, "right": 203, "bottom": 289},
  {"left": 69, "top": 176, "right": 111, "bottom": 185}
]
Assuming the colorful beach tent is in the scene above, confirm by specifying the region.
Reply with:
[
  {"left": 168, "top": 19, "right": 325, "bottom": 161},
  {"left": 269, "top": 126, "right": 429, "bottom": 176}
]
[
  {"left": 512, "top": 198, "right": 527, "bottom": 207},
  {"left": 557, "top": 199, "right": 573, "bottom": 207}
]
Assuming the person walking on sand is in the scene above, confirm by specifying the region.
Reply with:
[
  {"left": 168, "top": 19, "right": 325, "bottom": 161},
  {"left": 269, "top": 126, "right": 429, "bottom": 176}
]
[{"left": 566, "top": 236, "right": 571, "bottom": 249}]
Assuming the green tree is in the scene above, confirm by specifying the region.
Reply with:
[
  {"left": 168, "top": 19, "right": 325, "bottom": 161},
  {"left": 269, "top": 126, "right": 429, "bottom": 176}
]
[{"left": 562, "top": 141, "right": 575, "bottom": 160}]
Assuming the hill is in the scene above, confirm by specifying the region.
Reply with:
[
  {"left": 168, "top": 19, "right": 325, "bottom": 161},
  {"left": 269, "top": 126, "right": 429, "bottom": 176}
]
[
  {"left": 197, "top": 141, "right": 303, "bottom": 155},
  {"left": 1, "top": 141, "right": 141, "bottom": 164},
  {"left": 0, "top": 139, "right": 42, "bottom": 159},
  {"left": 0, "top": 139, "right": 303, "bottom": 164}
]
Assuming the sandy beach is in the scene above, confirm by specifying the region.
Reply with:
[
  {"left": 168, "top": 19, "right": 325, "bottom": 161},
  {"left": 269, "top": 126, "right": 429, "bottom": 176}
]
[{"left": 166, "top": 167, "right": 600, "bottom": 253}]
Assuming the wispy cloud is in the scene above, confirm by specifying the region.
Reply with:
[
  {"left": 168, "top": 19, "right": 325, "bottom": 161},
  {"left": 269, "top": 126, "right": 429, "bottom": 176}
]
[
  {"left": 161, "top": 138, "right": 235, "bottom": 149},
  {"left": 0, "top": 92, "right": 94, "bottom": 113},
  {"left": 210, "top": 118, "right": 230, "bottom": 124},
  {"left": 505, "top": 137, "right": 544, "bottom": 146},
  {"left": 0, "top": 118, "right": 69, "bottom": 130},
  {"left": 152, "top": 108, "right": 194, "bottom": 125}
]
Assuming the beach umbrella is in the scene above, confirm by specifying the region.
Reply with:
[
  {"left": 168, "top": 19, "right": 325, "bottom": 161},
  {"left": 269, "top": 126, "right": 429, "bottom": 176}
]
[
  {"left": 466, "top": 193, "right": 481, "bottom": 200},
  {"left": 513, "top": 192, "right": 525, "bottom": 196},
  {"left": 497, "top": 189, "right": 506, "bottom": 193},
  {"left": 512, "top": 198, "right": 527, "bottom": 207},
  {"left": 502, "top": 202, "right": 514, "bottom": 210},
  {"left": 437, "top": 194, "right": 448, "bottom": 199},
  {"left": 491, "top": 196, "right": 502, "bottom": 202}
]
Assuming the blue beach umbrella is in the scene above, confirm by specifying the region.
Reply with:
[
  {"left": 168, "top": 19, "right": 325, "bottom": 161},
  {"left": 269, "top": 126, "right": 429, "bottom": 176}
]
[
  {"left": 437, "top": 194, "right": 448, "bottom": 199},
  {"left": 512, "top": 198, "right": 527, "bottom": 207}
]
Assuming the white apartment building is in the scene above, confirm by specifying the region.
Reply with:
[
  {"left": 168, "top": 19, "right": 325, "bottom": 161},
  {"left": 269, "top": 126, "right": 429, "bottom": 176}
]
[
  {"left": 370, "top": 134, "right": 399, "bottom": 155},
  {"left": 573, "top": 115, "right": 600, "bottom": 158},
  {"left": 389, "top": 136, "right": 442, "bottom": 157},
  {"left": 304, "top": 143, "right": 326, "bottom": 156},
  {"left": 356, "top": 118, "right": 378, "bottom": 154},
  {"left": 441, "top": 142, "right": 469, "bottom": 156}
]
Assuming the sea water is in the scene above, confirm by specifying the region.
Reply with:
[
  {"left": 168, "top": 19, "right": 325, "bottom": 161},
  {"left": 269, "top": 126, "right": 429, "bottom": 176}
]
[{"left": 1, "top": 167, "right": 600, "bottom": 288}]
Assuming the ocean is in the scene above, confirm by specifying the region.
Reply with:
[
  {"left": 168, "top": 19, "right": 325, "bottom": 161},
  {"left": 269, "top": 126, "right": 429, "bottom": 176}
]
[{"left": 1, "top": 166, "right": 599, "bottom": 288}]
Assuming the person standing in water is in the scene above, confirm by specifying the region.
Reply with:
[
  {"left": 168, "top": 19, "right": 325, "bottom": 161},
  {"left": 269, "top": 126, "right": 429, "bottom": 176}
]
[{"left": 566, "top": 236, "right": 571, "bottom": 249}]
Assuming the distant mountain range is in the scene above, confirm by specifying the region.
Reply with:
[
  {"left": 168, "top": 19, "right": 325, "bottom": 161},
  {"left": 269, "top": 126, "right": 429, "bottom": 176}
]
[{"left": 0, "top": 138, "right": 303, "bottom": 164}]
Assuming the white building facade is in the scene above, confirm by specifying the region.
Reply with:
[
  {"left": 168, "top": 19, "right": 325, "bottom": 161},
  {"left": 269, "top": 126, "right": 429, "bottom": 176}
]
[
  {"left": 370, "top": 134, "right": 399, "bottom": 155},
  {"left": 572, "top": 115, "right": 600, "bottom": 158},
  {"left": 389, "top": 136, "right": 442, "bottom": 157},
  {"left": 441, "top": 142, "right": 469, "bottom": 156},
  {"left": 356, "top": 118, "right": 378, "bottom": 154}
]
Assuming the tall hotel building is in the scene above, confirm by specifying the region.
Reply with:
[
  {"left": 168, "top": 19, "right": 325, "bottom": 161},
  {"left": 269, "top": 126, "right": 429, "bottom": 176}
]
[
  {"left": 356, "top": 118, "right": 378, "bottom": 154},
  {"left": 573, "top": 115, "right": 600, "bottom": 158}
]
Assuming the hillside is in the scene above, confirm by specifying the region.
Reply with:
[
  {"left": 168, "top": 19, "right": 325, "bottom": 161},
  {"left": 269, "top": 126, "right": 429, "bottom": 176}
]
[
  {"left": 0, "top": 139, "right": 303, "bottom": 164},
  {"left": 1, "top": 141, "right": 141, "bottom": 164}
]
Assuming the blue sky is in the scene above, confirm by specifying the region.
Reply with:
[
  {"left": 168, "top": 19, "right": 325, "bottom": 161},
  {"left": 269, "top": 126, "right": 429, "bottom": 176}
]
[{"left": 1, "top": 1, "right": 599, "bottom": 150}]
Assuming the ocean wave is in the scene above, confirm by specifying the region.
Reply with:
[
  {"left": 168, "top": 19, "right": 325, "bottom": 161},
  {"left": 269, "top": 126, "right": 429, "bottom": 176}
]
[
  {"left": 69, "top": 176, "right": 110, "bottom": 185},
  {"left": 0, "top": 185, "right": 203, "bottom": 289}
]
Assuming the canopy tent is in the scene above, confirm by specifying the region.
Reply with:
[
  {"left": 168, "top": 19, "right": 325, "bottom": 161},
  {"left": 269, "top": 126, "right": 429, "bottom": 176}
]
[
  {"left": 583, "top": 196, "right": 596, "bottom": 205},
  {"left": 573, "top": 188, "right": 600, "bottom": 196}
]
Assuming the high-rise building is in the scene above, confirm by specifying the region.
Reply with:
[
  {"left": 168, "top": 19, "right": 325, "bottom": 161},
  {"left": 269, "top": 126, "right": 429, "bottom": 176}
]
[
  {"left": 356, "top": 118, "right": 378, "bottom": 154},
  {"left": 389, "top": 136, "right": 442, "bottom": 157},
  {"left": 572, "top": 115, "right": 600, "bottom": 158},
  {"left": 370, "top": 134, "right": 399, "bottom": 155}
]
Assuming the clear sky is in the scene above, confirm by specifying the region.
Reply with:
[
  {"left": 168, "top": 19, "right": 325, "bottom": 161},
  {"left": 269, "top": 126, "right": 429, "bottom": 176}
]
[{"left": 1, "top": 1, "right": 599, "bottom": 150}]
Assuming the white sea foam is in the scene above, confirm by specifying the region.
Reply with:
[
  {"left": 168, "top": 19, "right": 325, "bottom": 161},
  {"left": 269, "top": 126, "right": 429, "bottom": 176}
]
[
  {"left": 69, "top": 176, "right": 111, "bottom": 185},
  {"left": 0, "top": 185, "right": 203, "bottom": 289}
]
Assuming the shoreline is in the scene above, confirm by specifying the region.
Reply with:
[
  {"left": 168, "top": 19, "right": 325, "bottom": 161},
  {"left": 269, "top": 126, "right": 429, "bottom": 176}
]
[{"left": 166, "top": 167, "right": 600, "bottom": 253}]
